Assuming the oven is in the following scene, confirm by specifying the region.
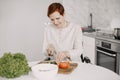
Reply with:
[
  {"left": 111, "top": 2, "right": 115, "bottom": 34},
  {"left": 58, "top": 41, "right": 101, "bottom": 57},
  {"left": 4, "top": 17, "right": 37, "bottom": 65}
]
[{"left": 96, "top": 38, "right": 120, "bottom": 74}]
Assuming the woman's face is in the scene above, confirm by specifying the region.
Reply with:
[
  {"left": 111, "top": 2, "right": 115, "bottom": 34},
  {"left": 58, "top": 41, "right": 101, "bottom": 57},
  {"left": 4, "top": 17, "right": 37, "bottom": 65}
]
[{"left": 49, "top": 11, "right": 65, "bottom": 28}]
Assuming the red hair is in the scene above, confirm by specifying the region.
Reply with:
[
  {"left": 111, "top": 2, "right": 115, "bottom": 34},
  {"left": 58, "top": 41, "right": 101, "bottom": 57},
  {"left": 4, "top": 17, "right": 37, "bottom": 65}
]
[{"left": 47, "top": 3, "right": 64, "bottom": 17}]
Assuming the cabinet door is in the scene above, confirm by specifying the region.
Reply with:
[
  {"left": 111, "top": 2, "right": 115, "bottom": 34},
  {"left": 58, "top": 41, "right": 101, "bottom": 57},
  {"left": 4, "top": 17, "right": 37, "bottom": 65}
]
[{"left": 83, "top": 35, "right": 96, "bottom": 64}]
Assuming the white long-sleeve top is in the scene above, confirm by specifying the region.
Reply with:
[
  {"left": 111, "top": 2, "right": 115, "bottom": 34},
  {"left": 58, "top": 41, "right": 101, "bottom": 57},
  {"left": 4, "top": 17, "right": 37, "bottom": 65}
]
[{"left": 42, "top": 22, "right": 83, "bottom": 61}]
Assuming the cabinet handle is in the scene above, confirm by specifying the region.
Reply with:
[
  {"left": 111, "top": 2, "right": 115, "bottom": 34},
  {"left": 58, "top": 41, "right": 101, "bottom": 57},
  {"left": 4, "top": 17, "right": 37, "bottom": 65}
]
[{"left": 97, "top": 49, "right": 116, "bottom": 57}]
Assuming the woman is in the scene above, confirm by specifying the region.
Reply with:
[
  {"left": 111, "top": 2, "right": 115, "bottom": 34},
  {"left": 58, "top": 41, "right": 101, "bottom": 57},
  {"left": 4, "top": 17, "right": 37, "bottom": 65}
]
[{"left": 42, "top": 2, "right": 83, "bottom": 62}]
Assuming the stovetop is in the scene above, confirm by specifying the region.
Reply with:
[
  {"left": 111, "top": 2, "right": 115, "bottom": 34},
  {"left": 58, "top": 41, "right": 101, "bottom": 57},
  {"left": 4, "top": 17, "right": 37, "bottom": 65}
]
[
  {"left": 95, "top": 30, "right": 120, "bottom": 44},
  {"left": 96, "top": 31, "right": 114, "bottom": 39}
]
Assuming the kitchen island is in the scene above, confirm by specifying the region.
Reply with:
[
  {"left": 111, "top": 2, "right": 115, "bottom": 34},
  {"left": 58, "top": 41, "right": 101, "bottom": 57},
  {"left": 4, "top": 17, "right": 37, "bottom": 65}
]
[{"left": 0, "top": 61, "right": 119, "bottom": 80}]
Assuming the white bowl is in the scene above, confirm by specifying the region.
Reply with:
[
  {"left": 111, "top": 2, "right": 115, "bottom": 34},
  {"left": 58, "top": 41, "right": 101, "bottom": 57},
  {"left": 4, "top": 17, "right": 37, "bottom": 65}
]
[{"left": 31, "top": 64, "right": 58, "bottom": 80}]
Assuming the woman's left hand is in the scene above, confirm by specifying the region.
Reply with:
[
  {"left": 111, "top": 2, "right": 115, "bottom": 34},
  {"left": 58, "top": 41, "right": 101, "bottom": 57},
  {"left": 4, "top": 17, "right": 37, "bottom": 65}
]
[{"left": 56, "top": 51, "right": 70, "bottom": 63}]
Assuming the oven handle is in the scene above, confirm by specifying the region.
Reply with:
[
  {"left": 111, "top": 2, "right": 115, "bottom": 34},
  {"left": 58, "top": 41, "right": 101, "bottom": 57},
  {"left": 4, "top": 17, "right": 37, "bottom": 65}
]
[{"left": 97, "top": 49, "right": 116, "bottom": 57}]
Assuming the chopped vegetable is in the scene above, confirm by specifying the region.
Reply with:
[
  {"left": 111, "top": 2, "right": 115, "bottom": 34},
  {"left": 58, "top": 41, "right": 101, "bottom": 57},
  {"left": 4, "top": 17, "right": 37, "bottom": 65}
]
[
  {"left": 50, "top": 61, "right": 57, "bottom": 64},
  {"left": 0, "top": 52, "right": 31, "bottom": 78}
]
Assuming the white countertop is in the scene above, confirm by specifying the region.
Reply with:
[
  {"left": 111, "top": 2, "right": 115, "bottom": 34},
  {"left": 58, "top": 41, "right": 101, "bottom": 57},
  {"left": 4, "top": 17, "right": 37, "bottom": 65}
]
[{"left": 0, "top": 61, "right": 120, "bottom": 80}]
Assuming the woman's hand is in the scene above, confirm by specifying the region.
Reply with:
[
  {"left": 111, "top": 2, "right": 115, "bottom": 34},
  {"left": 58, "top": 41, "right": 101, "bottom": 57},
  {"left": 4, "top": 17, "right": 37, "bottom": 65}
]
[
  {"left": 46, "top": 44, "right": 55, "bottom": 56},
  {"left": 56, "top": 51, "right": 70, "bottom": 63}
]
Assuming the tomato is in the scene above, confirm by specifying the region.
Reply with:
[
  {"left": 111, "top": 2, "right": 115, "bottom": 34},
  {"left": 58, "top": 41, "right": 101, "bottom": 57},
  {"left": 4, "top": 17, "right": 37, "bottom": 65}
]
[{"left": 58, "top": 61, "right": 70, "bottom": 69}]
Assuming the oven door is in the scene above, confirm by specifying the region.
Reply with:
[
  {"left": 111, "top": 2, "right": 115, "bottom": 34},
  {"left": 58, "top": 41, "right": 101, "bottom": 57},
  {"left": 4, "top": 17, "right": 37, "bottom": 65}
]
[{"left": 96, "top": 46, "right": 117, "bottom": 72}]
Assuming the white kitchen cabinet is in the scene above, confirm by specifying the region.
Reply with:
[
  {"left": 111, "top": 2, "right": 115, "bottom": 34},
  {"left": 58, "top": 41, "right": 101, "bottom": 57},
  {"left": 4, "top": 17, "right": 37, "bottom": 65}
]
[{"left": 83, "top": 35, "right": 96, "bottom": 64}]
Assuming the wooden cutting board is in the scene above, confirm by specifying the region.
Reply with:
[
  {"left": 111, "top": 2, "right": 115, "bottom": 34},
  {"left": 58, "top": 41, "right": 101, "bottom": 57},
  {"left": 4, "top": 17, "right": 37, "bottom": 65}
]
[{"left": 58, "top": 62, "right": 78, "bottom": 74}]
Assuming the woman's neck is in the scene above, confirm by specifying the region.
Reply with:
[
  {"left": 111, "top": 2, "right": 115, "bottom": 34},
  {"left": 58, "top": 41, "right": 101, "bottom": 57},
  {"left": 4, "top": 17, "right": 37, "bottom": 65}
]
[{"left": 58, "top": 21, "right": 68, "bottom": 29}]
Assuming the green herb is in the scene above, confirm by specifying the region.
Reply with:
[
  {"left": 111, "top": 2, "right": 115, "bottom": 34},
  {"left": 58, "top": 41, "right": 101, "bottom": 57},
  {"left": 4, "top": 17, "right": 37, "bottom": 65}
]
[
  {"left": 0, "top": 52, "right": 31, "bottom": 78},
  {"left": 50, "top": 61, "right": 57, "bottom": 65}
]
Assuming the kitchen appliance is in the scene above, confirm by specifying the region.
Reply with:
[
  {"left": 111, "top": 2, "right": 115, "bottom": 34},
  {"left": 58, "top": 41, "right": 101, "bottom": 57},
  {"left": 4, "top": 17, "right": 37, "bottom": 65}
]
[
  {"left": 113, "top": 28, "right": 120, "bottom": 40},
  {"left": 96, "top": 32, "right": 120, "bottom": 74}
]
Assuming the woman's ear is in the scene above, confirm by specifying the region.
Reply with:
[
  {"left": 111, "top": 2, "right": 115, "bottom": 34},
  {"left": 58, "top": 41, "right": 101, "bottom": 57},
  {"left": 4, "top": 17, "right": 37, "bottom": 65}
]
[{"left": 62, "top": 13, "right": 65, "bottom": 16}]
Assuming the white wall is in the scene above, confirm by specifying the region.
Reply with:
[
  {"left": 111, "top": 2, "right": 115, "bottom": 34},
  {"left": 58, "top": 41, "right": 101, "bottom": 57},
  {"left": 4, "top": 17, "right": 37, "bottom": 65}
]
[
  {"left": 63, "top": 0, "right": 89, "bottom": 27},
  {"left": 0, "top": 0, "right": 61, "bottom": 61}
]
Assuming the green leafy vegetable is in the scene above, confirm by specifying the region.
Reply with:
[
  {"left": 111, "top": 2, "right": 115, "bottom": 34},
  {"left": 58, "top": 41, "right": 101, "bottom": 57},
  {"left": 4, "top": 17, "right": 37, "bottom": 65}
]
[
  {"left": 50, "top": 61, "right": 57, "bottom": 65},
  {"left": 0, "top": 52, "right": 31, "bottom": 78}
]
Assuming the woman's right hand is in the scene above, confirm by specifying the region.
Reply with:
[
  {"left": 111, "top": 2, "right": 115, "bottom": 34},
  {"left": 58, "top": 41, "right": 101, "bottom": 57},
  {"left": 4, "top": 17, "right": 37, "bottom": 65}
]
[{"left": 47, "top": 44, "right": 55, "bottom": 56}]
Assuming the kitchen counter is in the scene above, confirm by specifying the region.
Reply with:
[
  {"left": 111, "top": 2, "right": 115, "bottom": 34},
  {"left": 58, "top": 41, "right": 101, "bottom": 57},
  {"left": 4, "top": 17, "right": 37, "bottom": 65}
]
[
  {"left": 83, "top": 32, "right": 96, "bottom": 38},
  {"left": 0, "top": 61, "right": 119, "bottom": 80},
  {"left": 83, "top": 32, "right": 120, "bottom": 44}
]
